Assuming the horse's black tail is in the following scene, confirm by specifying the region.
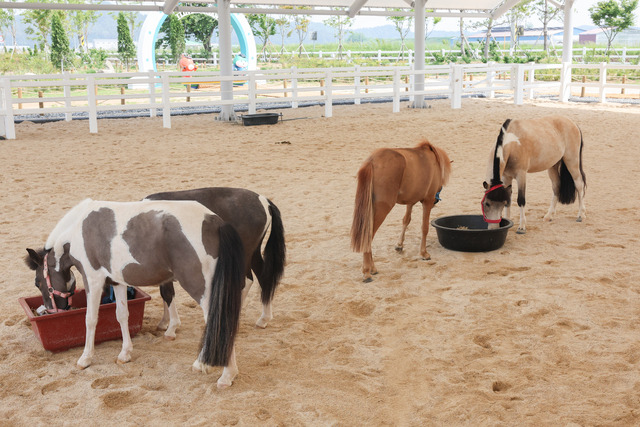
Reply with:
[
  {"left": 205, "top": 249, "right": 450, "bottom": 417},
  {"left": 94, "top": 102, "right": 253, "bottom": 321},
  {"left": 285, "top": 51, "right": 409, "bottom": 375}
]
[
  {"left": 200, "top": 222, "right": 245, "bottom": 367},
  {"left": 558, "top": 129, "right": 586, "bottom": 205},
  {"left": 259, "top": 200, "right": 286, "bottom": 305},
  {"left": 558, "top": 160, "right": 577, "bottom": 204}
]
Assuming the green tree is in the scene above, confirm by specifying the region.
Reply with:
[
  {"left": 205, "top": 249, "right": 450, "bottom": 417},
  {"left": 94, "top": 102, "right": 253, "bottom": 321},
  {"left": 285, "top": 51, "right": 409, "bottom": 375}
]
[
  {"left": 70, "top": 8, "right": 101, "bottom": 53},
  {"left": 533, "top": 0, "right": 563, "bottom": 53},
  {"left": 288, "top": 6, "right": 311, "bottom": 57},
  {"left": 247, "top": 14, "right": 277, "bottom": 60},
  {"left": 50, "top": 12, "right": 71, "bottom": 69},
  {"left": 117, "top": 12, "right": 136, "bottom": 71},
  {"left": 0, "top": 7, "right": 16, "bottom": 51},
  {"left": 182, "top": 13, "right": 218, "bottom": 56},
  {"left": 168, "top": 14, "right": 186, "bottom": 63},
  {"left": 386, "top": 12, "right": 413, "bottom": 60},
  {"left": 323, "top": 9, "right": 353, "bottom": 59},
  {"left": 22, "top": 0, "right": 53, "bottom": 52},
  {"left": 274, "top": 14, "right": 292, "bottom": 54},
  {"left": 589, "top": 0, "right": 639, "bottom": 54}
]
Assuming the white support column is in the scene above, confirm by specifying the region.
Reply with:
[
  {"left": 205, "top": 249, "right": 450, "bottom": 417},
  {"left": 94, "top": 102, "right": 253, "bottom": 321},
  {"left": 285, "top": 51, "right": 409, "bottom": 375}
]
[
  {"left": 393, "top": 68, "right": 401, "bottom": 112},
  {"left": 217, "top": 0, "right": 236, "bottom": 121},
  {"left": 560, "top": 61, "right": 572, "bottom": 102},
  {"left": 526, "top": 62, "right": 535, "bottom": 100},
  {"left": 412, "top": 0, "right": 426, "bottom": 109},
  {"left": 513, "top": 64, "right": 525, "bottom": 105},
  {"left": 562, "top": 0, "right": 575, "bottom": 63}
]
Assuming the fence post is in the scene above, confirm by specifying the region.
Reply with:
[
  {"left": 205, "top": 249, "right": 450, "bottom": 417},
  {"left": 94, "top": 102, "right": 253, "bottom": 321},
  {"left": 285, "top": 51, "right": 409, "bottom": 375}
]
[
  {"left": 161, "top": 73, "right": 171, "bottom": 129},
  {"left": 87, "top": 76, "right": 98, "bottom": 134},
  {"left": 63, "top": 72, "right": 72, "bottom": 121},
  {"left": 283, "top": 79, "right": 288, "bottom": 97},
  {"left": 622, "top": 47, "right": 627, "bottom": 64},
  {"left": 186, "top": 84, "right": 191, "bottom": 102},
  {"left": 0, "top": 77, "right": 16, "bottom": 139},
  {"left": 526, "top": 62, "right": 535, "bottom": 100},
  {"left": 291, "top": 66, "right": 298, "bottom": 109},
  {"left": 121, "top": 87, "right": 126, "bottom": 105},
  {"left": 450, "top": 64, "right": 463, "bottom": 109},
  {"left": 38, "top": 91, "right": 44, "bottom": 111},
  {"left": 393, "top": 68, "right": 400, "bottom": 113},
  {"left": 486, "top": 61, "right": 495, "bottom": 99},
  {"left": 17, "top": 87, "right": 22, "bottom": 110},
  {"left": 513, "top": 64, "right": 525, "bottom": 105},
  {"left": 149, "top": 70, "right": 156, "bottom": 118},
  {"left": 599, "top": 62, "right": 607, "bottom": 103},
  {"left": 324, "top": 70, "right": 332, "bottom": 118},
  {"left": 621, "top": 75, "right": 626, "bottom": 95},
  {"left": 354, "top": 65, "right": 361, "bottom": 105},
  {"left": 378, "top": 50, "right": 382, "bottom": 63},
  {"left": 581, "top": 75, "right": 587, "bottom": 97},
  {"left": 248, "top": 72, "right": 257, "bottom": 114}
]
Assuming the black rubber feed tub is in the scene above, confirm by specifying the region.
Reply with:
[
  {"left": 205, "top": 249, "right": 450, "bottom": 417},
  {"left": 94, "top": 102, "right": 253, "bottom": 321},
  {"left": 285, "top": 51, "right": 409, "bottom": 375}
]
[
  {"left": 240, "top": 113, "right": 281, "bottom": 126},
  {"left": 431, "top": 215, "right": 514, "bottom": 252}
]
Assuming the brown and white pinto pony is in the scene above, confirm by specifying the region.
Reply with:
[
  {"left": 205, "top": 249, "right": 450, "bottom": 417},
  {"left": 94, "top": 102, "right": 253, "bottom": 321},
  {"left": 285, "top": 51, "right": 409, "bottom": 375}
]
[
  {"left": 351, "top": 140, "right": 452, "bottom": 282},
  {"left": 145, "top": 187, "right": 286, "bottom": 337},
  {"left": 482, "top": 116, "right": 586, "bottom": 234},
  {"left": 26, "top": 199, "right": 245, "bottom": 388}
]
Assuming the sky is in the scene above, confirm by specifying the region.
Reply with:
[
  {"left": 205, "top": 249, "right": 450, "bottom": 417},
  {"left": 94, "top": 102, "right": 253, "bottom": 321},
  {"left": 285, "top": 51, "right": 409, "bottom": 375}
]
[{"left": 313, "top": 0, "right": 640, "bottom": 31}]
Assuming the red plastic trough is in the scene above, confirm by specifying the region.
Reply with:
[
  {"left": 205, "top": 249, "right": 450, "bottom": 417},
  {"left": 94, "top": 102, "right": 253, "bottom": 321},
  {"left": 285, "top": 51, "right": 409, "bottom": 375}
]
[{"left": 18, "top": 287, "right": 151, "bottom": 353}]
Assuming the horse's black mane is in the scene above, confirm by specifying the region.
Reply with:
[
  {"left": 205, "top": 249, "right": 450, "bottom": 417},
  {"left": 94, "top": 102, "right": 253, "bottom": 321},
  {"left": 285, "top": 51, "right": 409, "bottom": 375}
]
[{"left": 491, "top": 118, "right": 512, "bottom": 185}]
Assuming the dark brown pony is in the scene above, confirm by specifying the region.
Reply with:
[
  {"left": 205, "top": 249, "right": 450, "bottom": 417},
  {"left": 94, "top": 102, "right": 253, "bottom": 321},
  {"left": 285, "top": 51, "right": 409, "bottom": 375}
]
[{"left": 351, "top": 140, "right": 452, "bottom": 282}]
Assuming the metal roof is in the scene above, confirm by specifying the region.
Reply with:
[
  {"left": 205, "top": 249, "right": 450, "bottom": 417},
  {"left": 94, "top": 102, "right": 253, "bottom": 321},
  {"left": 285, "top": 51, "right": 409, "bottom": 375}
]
[{"left": 0, "top": 0, "right": 521, "bottom": 20}]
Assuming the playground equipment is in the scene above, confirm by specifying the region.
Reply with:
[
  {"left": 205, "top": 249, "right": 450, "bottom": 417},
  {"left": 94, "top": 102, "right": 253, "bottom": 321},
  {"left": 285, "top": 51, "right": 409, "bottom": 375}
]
[{"left": 136, "top": 12, "right": 257, "bottom": 74}]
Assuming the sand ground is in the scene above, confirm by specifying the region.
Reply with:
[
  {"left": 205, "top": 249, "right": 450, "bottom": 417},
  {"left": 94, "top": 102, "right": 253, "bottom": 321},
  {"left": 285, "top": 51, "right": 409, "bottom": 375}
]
[{"left": 1, "top": 97, "right": 639, "bottom": 426}]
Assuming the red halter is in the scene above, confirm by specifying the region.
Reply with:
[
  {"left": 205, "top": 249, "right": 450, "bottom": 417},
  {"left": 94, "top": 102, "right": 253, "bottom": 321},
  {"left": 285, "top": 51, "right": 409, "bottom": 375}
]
[
  {"left": 481, "top": 184, "right": 504, "bottom": 224},
  {"left": 42, "top": 253, "right": 74, "bottom": 313}
]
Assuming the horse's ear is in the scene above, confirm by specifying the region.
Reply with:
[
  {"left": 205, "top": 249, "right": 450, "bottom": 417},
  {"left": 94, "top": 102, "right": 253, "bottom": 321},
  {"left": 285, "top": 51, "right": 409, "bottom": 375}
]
[
  {"left": 483, "top": 181, "right": 488, "bottom": 189},
  {"left": 25, "top": 248, "right": 43, "bottom": 270}
]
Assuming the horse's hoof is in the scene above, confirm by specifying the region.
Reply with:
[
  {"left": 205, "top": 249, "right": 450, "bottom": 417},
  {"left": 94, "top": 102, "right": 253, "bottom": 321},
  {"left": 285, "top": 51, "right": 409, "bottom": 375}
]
[
  {"left": 516, "top": 229, "right": 526, "bottom": 235},
  {"left": 255, "top": 317, "right": 270, "bottom": 329},
  {"left": 164, "top": 335, "right": 176, "bottom": 341},
  {"left": 116, "top": 358, "right": 129, "bottom": 365},
  {"left": 576, "top": 217, "right": 583, "bottom": 223},
  {"left": 395, "top": 246, "right": 403, "bottom": 252},
  {"left": 363, "top": 277, "right": 373, "bottom": 283},
  {"left": 76, "top": 363, "right": 89, "bottom": 370},
  {"left": 217, "top": 379, "right": 233, "bottom": 389}
]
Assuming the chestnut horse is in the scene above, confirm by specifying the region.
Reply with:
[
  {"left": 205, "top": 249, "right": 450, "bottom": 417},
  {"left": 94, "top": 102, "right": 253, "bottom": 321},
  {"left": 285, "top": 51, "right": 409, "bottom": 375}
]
[
  {"left": 482, "top": 116, "right": 586, "bottom": 234},
  {"left": 351, "top": 140, "right": 452, "bottom": 282}
]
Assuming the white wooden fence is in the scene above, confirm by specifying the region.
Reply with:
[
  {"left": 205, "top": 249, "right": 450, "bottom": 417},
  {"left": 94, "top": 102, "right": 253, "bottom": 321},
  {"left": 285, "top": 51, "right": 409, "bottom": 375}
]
[{"left": 1, "top": 62, "right": 639, "bottom": 139}]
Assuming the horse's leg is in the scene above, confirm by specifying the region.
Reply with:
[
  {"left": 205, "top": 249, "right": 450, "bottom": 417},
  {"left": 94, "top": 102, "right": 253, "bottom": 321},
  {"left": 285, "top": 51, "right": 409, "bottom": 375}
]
[
  {"left": 568, "top": 162, "right": 587, "bottom": 222},
  {"left": 112, "top": 284, "right": 133, "bottom": 364},
  {"left": 419, "top": 200, "right": 435, "bottom": 260},
  {"left": 362, "top": 201, "right": 393, "bottom": 282},
  {"left": 503, "top": 176, "right": 514, "bottom": 220},
  {"left": 158, "top": 282, "right": 181, "bottom": 340},
  {"left": 543, "top": 166, "right": 561, "bottom": 222},
  {"left": 515, "top": 173, "right": 527, "bottom": 234},
  {"left": 217, "top": 345, "right": 239, "bottom": 389},
  {"left": 77, "top": 276, "right": 103, "bottom": 369},
  {"left": 395, "top": 204, "right": 413, "bottom": 252}
]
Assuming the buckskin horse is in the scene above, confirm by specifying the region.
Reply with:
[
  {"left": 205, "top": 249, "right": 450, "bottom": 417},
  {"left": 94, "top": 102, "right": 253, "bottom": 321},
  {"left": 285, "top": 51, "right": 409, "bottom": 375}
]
[
  {"left": 25, "top": 198, "right": 246, "bottom": 388},
  {"left": 482, "top": 116, "right": 586, "bottom": 234},
  {"left": 351, "top": 140, "right": 452, "bottom": 282},
  {"left": 145, "top": 187, "right": 286, "bottom": 338}
]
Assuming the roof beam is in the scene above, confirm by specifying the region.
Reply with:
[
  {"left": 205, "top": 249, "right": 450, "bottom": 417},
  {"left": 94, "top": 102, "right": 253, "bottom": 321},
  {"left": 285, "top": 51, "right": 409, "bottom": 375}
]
[
  {"left": 491, "top": 0, "right": 522, "bottom": 20},
  {"left": 163, "top": 0, "right": 181, "bottom": 14},
  {"left": 347, "top": 0, "right": 369, "bottom": 17}
]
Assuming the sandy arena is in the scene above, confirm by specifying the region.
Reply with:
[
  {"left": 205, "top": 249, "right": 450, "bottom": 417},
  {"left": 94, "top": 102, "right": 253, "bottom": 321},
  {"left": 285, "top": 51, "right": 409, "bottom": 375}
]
[{"left": 1, "top": 97, "right": 639, "bottom": 425}]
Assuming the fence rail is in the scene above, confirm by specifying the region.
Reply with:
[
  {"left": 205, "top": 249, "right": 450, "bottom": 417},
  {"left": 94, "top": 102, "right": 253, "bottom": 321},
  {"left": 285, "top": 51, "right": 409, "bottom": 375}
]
[{"left": 1, "top": 62, "right": 639, "bottom": 139}]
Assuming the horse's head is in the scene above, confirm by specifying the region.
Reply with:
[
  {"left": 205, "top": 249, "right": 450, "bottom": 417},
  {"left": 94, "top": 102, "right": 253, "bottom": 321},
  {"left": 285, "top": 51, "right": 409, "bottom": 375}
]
[
  {"left": 482, "top": 181, "right": 512, "bottom": 229},
  {"left": 25, "top": 247, "right": 76, "bottom": 313}
]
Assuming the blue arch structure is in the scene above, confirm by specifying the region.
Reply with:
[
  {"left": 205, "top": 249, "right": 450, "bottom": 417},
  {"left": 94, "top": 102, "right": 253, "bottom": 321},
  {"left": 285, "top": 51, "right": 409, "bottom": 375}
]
[{"left": 136, "top": 12, "right": 257, "bottom": 73}]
